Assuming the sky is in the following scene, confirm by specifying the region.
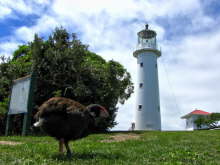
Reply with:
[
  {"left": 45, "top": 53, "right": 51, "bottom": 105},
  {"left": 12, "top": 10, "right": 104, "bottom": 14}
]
[{"left": 1, "top": 0, "right": 220, "bottom": 131}]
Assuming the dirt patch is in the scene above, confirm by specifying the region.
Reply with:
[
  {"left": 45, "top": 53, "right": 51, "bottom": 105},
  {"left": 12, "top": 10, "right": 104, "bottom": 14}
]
[
  {"left": 101, "top": 134, "right": 140, "bottom": 143},
  {"left": 0, "top": 141, "right": 23, "bottom": 146}
]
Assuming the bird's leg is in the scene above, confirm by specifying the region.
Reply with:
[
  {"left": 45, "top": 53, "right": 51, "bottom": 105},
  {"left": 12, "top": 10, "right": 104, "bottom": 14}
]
[
  {"left": 59, "top": 138, "right": 65, "bottom": 153},
  {"left": 64, "top": 140, "right": 72, "bottom": 158}
]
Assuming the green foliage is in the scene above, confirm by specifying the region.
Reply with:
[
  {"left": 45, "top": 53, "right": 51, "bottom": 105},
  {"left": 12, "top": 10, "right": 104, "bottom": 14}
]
[
  {"left": 0, "top": 56, "right": 11, "bottom": 102},
  {"left": 194, "top": 113, "right": 220, "bottom": 129},
  {"left": 0, "top": 97, "right": 8, "bottom": 135},
  {"left": 0, "top": 27, "right": 134, "bottom": 133},
  {"left": 53, "top": 90, "right": 62, "bottom": 97},
  {"left": 1, "top": 131, "right": 220, "bottom": 164},
  {"left": 210, "top": 113, "right": 220, "bottom": 121},
  {"left": 12, "top": 45, "right": 30, "bottom": 60},
  {"left": 0, "top": 98, "right": 9, "bottom": 115}
]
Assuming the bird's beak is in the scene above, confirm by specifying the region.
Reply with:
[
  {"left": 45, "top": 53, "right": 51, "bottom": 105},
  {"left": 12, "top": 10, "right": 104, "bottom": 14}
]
[{"left": 33, "top": 118, "right": 44, "bottom": 127}]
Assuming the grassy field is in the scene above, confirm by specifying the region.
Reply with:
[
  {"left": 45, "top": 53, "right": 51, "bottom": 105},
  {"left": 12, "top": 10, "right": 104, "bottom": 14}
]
[{"left": 0, "top": 130, "right": 220, "bottom": 165}]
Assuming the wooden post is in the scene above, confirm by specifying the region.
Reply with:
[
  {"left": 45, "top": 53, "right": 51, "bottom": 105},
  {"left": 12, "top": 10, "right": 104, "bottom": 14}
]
[
  {"left": 5, "top": 82, "right": 13, "bottom": 136},
  {"left": 5, "top": 115, "right": 12, "bottom": 136}
]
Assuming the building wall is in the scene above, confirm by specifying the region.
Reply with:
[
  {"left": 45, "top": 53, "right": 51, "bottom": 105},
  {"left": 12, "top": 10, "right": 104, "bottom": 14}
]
[
  {"left": 185, "top": 115, "right": 209, "bottom": 130},
  {"left": 185, "top": 116, "right": 197, "bottom": 130}
]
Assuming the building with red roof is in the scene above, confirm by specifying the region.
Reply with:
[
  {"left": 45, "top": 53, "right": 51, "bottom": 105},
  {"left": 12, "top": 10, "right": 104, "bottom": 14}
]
[{"left": 181, "top": 109, "right": 211, "bottom": 130}]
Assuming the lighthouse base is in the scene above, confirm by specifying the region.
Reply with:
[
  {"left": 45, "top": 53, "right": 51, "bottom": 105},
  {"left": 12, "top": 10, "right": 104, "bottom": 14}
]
[{"left": 134, "top": 121, "right": 161, "bottom": 131}]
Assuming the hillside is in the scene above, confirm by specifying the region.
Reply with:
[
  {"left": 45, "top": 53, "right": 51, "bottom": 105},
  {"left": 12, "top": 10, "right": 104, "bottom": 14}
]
[{"left": 0, "top": 131, "right": 219, "bottom": 165}]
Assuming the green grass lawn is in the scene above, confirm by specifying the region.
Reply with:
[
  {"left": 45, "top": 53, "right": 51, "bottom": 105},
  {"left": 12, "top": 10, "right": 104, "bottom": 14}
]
[{"left": 0, "top": 130, "right": 220, "bottom": 165}]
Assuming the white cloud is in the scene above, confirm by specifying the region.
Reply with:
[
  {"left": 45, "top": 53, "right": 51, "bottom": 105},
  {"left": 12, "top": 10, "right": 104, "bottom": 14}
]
[
  {"left": 0, "top": 0, "right": 51, "bottom": 19},
  {"left": 0, "top": 41, "right": 20, "bottom": 58},
  {"left": 0, "top": 5, "right": 11, "bottom": 19},
  {"left": 15, "top": 15, "right": 59, "bottom": 42},
  {"left": 15, "top": 26, "right": 34, "bottom": 41},
  {"left": 0, "top": 0, "right": 32, "bottom": 16},
  {"left": 34, "top": 0, "right": 50, "bottom": 5}
]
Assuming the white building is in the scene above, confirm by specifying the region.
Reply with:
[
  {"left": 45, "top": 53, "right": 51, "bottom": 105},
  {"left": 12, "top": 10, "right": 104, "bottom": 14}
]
[
  {"left": 181, "top": 109, "right": 211, "bottom": 130},
  {"left": 133, "top": 25, "right": 161, "bottom": 131}
]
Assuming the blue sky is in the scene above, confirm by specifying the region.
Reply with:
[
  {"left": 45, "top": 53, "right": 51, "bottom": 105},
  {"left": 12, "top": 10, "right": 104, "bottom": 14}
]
[{"left": 1, "top": 0, "right": 220, "bottom": 130}]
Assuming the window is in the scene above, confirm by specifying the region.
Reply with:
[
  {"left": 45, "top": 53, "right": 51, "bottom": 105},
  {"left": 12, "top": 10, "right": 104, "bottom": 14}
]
[
  {"left": 140, "top": 62, "right": 143, "bottom": 67},
  {"left": 138, "top": 105, "right": 142, "bottom": 111},
  {"left": 139, "top": 83, "right": 143, "bottom": 88}
]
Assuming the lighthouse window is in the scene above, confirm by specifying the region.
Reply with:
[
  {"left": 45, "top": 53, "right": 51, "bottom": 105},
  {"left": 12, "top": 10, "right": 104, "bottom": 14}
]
[
  {"left": 138, "top": 105, "right": 142, "bottom": 111},
  {"left": 140, "top": 62, "right": 143, "bottom": 67},
  {"left": 139, "top": 83, "right": 143, "bottom": 88}
]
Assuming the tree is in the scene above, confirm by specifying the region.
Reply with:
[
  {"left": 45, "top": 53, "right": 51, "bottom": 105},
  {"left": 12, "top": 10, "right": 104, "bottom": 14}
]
[
  {"left": 0, "top": 27, "right": 134, "bottom": 133},
  {"left": 194, "top": 113, "right": 220, "bottom": 129}
]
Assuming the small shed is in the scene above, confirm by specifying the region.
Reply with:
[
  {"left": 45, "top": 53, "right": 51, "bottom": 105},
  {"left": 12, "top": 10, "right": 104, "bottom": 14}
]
[{"left": 181, "top": 109, "right": 211, "bottom": 130}]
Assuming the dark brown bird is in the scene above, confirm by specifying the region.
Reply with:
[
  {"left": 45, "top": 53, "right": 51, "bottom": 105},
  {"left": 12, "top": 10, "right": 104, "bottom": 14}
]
[{"left": 33, "top": 97, "right": 109, "bottom": 157}]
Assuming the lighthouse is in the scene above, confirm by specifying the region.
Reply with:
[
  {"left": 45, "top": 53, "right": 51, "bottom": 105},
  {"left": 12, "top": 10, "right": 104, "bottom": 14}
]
[{"left": 133, "top": 24, "right": 161, "bottom": 130}]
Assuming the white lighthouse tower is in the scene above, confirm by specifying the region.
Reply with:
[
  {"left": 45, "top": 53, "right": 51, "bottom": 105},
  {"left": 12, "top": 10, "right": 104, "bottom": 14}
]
[{"left": 133, "top": 24, "right": 161, "bottom": 130}]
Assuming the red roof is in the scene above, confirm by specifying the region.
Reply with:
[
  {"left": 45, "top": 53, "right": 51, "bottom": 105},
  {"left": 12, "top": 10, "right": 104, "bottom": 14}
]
[
  {"left": 190, "top": 110, "right": 210, "bottom": 115},
  {"left": 181, "top": 109, "right": 211, "bottom": 119}
]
